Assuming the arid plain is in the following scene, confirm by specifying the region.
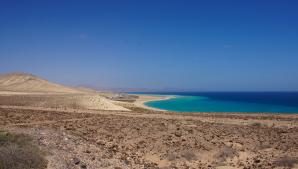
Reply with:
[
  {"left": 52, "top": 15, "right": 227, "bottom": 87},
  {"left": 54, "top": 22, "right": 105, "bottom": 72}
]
[{"left": 1, "top": 73, "right": 298, "bottom": 169}]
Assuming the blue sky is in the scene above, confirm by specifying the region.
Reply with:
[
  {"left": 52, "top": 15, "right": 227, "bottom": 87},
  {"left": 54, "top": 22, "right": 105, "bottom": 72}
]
[{"left": 1, "top": 0, "right": 298, "bottom": 91}]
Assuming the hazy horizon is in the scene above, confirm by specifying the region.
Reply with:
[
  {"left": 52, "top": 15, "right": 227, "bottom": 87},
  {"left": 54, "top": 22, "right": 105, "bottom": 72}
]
[{"left": 1, "top": 0, "right": 298, "bottom": 91}]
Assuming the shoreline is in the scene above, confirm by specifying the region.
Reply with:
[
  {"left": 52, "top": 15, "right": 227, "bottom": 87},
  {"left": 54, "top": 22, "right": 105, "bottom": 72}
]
[
  {"left": 1, "top": 93, "right": 298, "bottom": 168},
  {"left": 132, "top": 94, "right": 298, "bottom": 115},
  {"left": 132, "top": 94, "right": 176, "bottom": 111}
]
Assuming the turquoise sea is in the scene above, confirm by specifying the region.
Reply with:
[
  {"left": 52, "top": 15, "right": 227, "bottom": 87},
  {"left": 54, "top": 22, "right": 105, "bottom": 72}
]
[{"left": 136, "top": 92, "right": 298, "bottom": 114}]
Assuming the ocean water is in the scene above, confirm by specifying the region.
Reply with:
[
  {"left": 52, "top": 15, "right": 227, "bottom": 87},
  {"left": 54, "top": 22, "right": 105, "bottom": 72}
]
[{"left": 135, "top": 92, "right": 298, "bottom": 114}]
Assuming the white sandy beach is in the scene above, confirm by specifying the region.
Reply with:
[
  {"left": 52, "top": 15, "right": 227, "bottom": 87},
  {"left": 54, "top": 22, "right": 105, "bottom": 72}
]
[{"left": 132, "top": 94, "right": 175, "bottom": 111}]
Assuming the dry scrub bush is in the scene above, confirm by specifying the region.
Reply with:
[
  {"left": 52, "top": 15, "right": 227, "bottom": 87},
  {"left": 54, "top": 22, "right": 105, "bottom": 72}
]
[
  {"left": 214, "top": 146, "right": 238, "bottom": 162},
  {"left": 181, "top": 150, "right": 197, "bottom": 161},
  {"left": 0, "top": 132, "right": 47, "bottom": 169},
  {"left": 274, "top": 156, "right": 298, "bottom": 168}
]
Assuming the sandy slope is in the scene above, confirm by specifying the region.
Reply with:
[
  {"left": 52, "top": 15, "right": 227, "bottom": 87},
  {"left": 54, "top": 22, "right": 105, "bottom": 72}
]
[
  {"left": 0, "top": 72, "right": 80, "bottom": 93},
  {"left": 0, "top": 72, "right": 129, "bottom": 111}
]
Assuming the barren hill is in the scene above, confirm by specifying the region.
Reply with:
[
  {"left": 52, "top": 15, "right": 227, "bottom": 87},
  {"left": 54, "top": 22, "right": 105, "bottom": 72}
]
[
  {"left": 0, "top": 72, "right": 129, "bottom": 111},
  {"left": 0, "top": 72, "right": 80, "bottom": 93}
]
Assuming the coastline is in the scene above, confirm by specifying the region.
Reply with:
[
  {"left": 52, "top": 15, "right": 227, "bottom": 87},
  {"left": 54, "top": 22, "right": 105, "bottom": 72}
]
[
  {"left": 132, "top": 93, "right": 298, "bottom": 114},
  {"left": 1, "top": 92, "right": 298, "bottom": 168},
  {"left": 132, "top": 94, "right": 175, "bottom": 111}
]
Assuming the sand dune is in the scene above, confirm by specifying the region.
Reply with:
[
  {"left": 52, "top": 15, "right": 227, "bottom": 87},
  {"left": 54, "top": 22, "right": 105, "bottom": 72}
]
[
  {"left": 0, "top": 72, "right": 80, "bottom": 93},
  {"left": 0, "top": 72, "right": 129, "bottom": 111}
]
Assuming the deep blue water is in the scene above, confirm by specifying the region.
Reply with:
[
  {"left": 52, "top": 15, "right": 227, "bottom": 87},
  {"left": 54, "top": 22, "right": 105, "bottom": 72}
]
[{"left": 131, "top": 92, "right": 298, "bottom": 114}]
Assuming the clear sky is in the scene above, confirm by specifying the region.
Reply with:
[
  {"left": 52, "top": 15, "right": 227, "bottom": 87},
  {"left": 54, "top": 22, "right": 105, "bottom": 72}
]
[{"left": 1, "top": 0, "right": 298, "bottom": 91}]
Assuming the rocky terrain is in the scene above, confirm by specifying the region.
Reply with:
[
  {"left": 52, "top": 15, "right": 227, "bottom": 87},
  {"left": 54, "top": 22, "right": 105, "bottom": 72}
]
[{"left": 1, "top": 106, "right": 297, "bottom": 169}]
